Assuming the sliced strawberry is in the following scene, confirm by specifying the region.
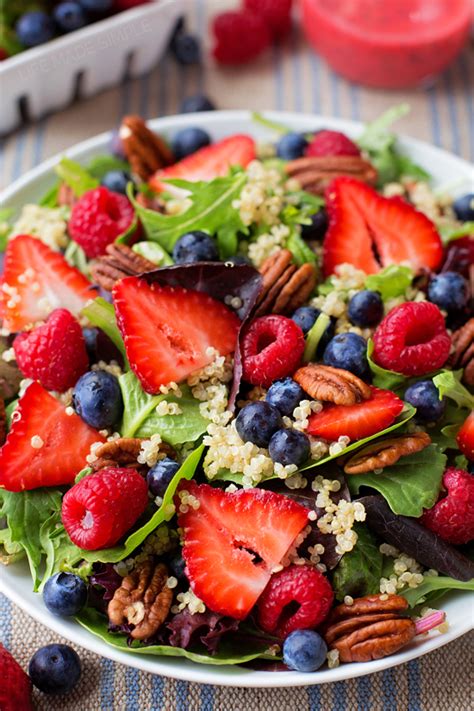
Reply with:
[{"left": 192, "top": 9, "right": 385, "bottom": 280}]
[
  {"left": 2, "top": 234, "right": 97, "bottom": 333},
  {"left": 323, "top": 178, "right": 443, "bottom": 276},
  {"left": 113, "top": 277, "right": 241, "bottom": 392},
  {"left": 0, "top": 382, "right": 105, "bottom": 492},
  {"left": 149, "top": 134, "right": 256, "bottom": 193},
  {"left": 178, "top": 481, "right": 309, "bottom": 619},
  {"left": 457, "top": 412, "right": 474, "bottom": 461},
  {"left": 306, "top": 386, "right": 404, "bottom": 442}
]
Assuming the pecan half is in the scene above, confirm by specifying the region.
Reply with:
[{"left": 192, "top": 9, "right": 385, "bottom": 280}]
[
  {"left": 294, "top": 364, "right": 371, "bottom": 406},
  {"left": 448, "top": 318, "right": 474, "bottom": 387},
  {"left": 285, "top": 155, "right": 377, "bottom": 195},
  {"left": 108, "top": 560, "right": 173, "bottom": 640},
  {"left": 90, "top": 243, "right": 156, "bottom": 291},
  {"left": 120, "top": 115, "right": 174, "bottom": 182},
  {"left": 92, "top": 437, "right": 175, "bottom": 471},
  {"left": 255, "top": 249, "right": 317, "bottom": 317},
  {"left": 323, "top": 594, "right": 416, "bottom": 663},
  {"left": 343, "top": 431, "right": 432, "bottom": 475},
  {"left": 0, "top": 396, "right": 6, "bottom": 446}
]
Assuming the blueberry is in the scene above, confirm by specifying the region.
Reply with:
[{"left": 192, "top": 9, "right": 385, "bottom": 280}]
[
  {"left": 292, "top": 307, "right": 334, "bottom": 350},
  {"left": 235, "top": 401, "right": 282, "bottom": 447},
  {"left": 468, "top": 461, "right": 474, "bottom": 475},
  {"left": 452, "top": 193, "right": 474, "bottom": 221},
  {"left": 82, "top": 327, "right": 99, "bottom": 362},
  {"left": 101, "top": 170, "right": 131, "bottom": 195},
  {"left": 427, "top": 272, "right": 469, "bottom": 312},
  {"left": 276, "top": 133, "right": 308, "bottom": 160},
  {"left": 226, "top": 255, "right": 252, "bottom": 266},
  {"left": 78, "top": 0, "right": 113, "bottom": 12},
  {"left": 180, "top": 94, "right": 216, "bottom": 113},
  {"left": 283, "top": 629, "right": 327, "bottom": 672},
  {"left": 266, "top": 378, "right": 305, "bottom": 416},
  {"left": 172, "top": 127, "right": 210, "bottom": 160},
  {"left": 323, "top": 332, "right": 369, "bottom": 379},
  {"left": 404, "top": 380, "right": 445, "bottom": 422},
  {"left": 169, "top": 554, "right": 187, "bottom": 581},
  {"left": 172, "top": 230, "right": 218, "bottom": 263},
  {"left": 53, "top": 2, "right": 86, "bottom": 32},
  {"left": 16, "top": 11, "right": 55, "bottom": 47},
  {"left": 171, "top": 33, "right": 201, "bottom": 65},
  {"left": 348, "top": 290, "right": 384, "bottom": 327},
  {"left": 268, "top": 428, "right": 310, "bottom": 467},
  {"left": 29, "top": 644, "right": 81, "bottom": 695},
  {"left": 147, "top": 457, "right": 180, "bottom": 497},
  {"left": 43, "top": 572, "right": 87, "bottom": 617},
  {"left": 301, "top": 210, "right": 328, "bottom": 240},
  {"left": 73, "top": 370, "right": 123, "bottom": 430}
]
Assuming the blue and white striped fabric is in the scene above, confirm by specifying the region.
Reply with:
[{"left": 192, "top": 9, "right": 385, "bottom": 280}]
[{"left": 0, "top": 2, "right": 472, "bottom": 708}]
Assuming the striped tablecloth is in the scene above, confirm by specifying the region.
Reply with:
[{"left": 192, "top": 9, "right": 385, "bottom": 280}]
[{"left": 1, "top": 1, "right": 473, "bottom": 708}]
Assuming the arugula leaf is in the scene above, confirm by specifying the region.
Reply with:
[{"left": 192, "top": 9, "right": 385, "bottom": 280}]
[
  {"left": 331, "top": 524, "right": 383, "bottom": 602},
  {"left": 285, "top": 231, "right": 317, "bottom": 266},
  {"left": 130, "top": 174, "right": 247, "bottom": 253},
  {"left": 365, "top": 265, "right": 413, "bottom": 301},
  {"left": 401, "top": 576, "right": 474, "bottom": 608},
  {"left": 55, "top": 158, "right": 99, "bottom": 197},
  {"left": 348, "top": 445, "right": 446, "bottom": 517},
  {"left": 81, "top": 446, "right": 204, "bottom": 564},
  {"left": 76, "top": 606, "right": 275, "bottom": 665},
  {"left": 119, "top": 371, "right": 208, "bottom": 445},
  {"left": 87, "top": 155, "right": 130, "bottom": 179},
  {"left": 0, "top": 488, "right": 63, "bottom": 590},
  {"left": 432, "top": 370, "right": 474, "bottom": 410},
  {"left": 438, "top": 221, "right": 474, "bottom": 245},
  {"left": 64, "top": 241, "right": 89, "bottom": 276},
  {"left": 132, "top": 241, "right": 173, "bottom": 266},
  {"left": 81, "top": 298, "right": 127, "bottom": 360}
]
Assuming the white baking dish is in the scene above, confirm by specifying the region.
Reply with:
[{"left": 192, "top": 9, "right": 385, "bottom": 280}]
[{"left": 0, "top": 0, "right": 184, "bottom": 136}]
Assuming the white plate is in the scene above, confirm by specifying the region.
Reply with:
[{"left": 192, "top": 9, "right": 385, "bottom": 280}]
[{"left": 1, "top": 111, "right": 473, "bottom": 687}]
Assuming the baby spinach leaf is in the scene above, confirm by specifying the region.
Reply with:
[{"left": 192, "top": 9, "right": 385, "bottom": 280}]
[
  {"left": 55, "top": 157, "right": 99, "bottom": 197},
  {"left": 38, "top": 512, "right": 83, "bottom": 593},
  {"left": 401, "top": 576, "right": 474, "bottom": 608},
  {"left": 132, "top": 241, "right": 173, "bottom": 266},
  {"left": 38, "top": 183, "right": 60, "bottom": 208},
  {"left": 432, "top": 370, "right": 474, "bottom": 411},
  {"left": 81, "top": 298, "right": 127, "bottom": 361},
  {"left": 331, "top": 524, "right": 383, "bottom": 601},
  {"left": 87, "top": 155, "right": 130, "bottom": 179},
  {"left": 348, "top": 445, "right": 446, "bottom": 517},
  {"left": 366, "top": 339, "right": 407, "bottom": 390},
  {"left": 76, "top": 606, "right": 275, "bottom": 665},
  {"left": 303, "top": 312, "right": 331, "bottom": 363},
  {"left": 130, "top": 174, "right": 247, "bottom": 253},
  {"left": 365, "top": 265, "right": 413, "bottom": 301},
  {"left": 81, "top": 446, "right": 204, "bottom": 564}
]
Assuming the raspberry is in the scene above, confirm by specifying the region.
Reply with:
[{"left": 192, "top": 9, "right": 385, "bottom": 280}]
[
  {"left": 421, "top": 468, "right": 474, "bottom": 545},
  {"left": 241, "top": 315, "right": 305, "bottom": 387},
  {"left": 0, "top": 644, "right": 33, "bottom": 711},
  {"left": 243, "top": 0, "right": 293, "bottom": 39},
  {"left": 13, "top": 308, "right": 89, "bottom": 392},
  {"left": 211, "top": 10, "right": 271, "bottom": 65},
  {"left": 61, "top": 467, "right": 148, "bottom": 550},
  {"left": 257, "top": 564, "right": 334, "bottom": 638},
  {"left": 114, "top": 0, "right": 148, "bottom": 8},
  {"left": 305, "top": 130, "right": 361, "bottom": 158},
  {"left": 68, "top": 186, "right": 135, "bottom": 258},
  {"left": 372, "top": 302, "right": 451, "bottom": 376}
]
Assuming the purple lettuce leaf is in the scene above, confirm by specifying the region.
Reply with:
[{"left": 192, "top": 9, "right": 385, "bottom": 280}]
[
  {"left": 167, "top": 608, "right": 239, "bottom": 653},
  {"left": 89, "top": 563, "right": 123, "bottom": 608}
]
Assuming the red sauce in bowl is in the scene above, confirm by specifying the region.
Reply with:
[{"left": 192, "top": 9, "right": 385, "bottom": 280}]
[{"left": 301, "top": 0, "right": 471, "bottom": 88}]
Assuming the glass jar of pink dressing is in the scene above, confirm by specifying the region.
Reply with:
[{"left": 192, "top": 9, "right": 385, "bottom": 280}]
[{"left": 301, "top": 0, "right": 472, "bottom": 88}]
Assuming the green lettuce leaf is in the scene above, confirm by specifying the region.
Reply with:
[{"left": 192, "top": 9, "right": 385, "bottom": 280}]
[
  {"left": 87, "top": 155, "right": 130, "bottom": 179},
  {"left": 348, "top": 445, "right": 446, "bottom": 517},
  {"left": 432, "top": 370, "right": 474, "bottom": 411},
  {"left": 401, "top": 576, "right": 474, "bottom": 607},
  {"left": 303, "top": 312, "right": 331, "bottom": 363},
  {"left": 331, "top": 524, "right": 383, "bottom": 602},
  {"left": 81, "top": 446, "right": 204, "bottom": 564},
  {"left": 81, "top": 298, "right": 127, "bottom": 361},
  {"left": 438, "top": 221, "right": 474, "bottom": 245},
  {"left": 365, "top": 265, "right": 414, "bottom": 301},
  {"left": 132, "top": 241, "right": 173, "bottom": 266},
  {"left": 285, "top": 231, "right": 317, "bottom": 266},
  {"left": 64, "top": 241, "right": 90, "bottom": 276},
  {"left": 38, "top": 183, "right": 60, "bottom": 208},
  {"left": 38, "top": 512, "right": 83, "bottom": 593},
  {"left": 130, "top": 174, "right": 247, "bottom": 255},
  {"left": 366, "top": 339, "right": 407, "bottom": 390},
  {"left": 55, "top": 158, "right": 99, "bottom": 197},
  {"left": 76, "top": 606, "right": 276, "bottom": 665}
]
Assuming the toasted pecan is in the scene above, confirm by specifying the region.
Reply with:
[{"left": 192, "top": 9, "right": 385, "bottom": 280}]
[
  {"left": 285, "top": 155, "right": 377, "bottom": 195},
  {"left": 57, "top": 182, "right": 77, "bottom": 208},
  {"left": 92, "top": 437, "right": 175, "bottom": 471},
  {"left": 448, "top": 318, "right": 474, "bottom": 387},
  {"left": 120, "top": 115, "right": 174, "bottom": 182},
  {"left": 294, "top": 364, "right": 371, "bottom": 406},
  {"left": 90, "top": 243, "right": 156, "bottom": 291},
  {"left": 108, "top": 560, "right": 173, "bottom": 640},
  {"left": 343, "top": 431, "right": 432, "bottom": 475},
  {"left": 255, "top": 249, "right": 317, "bottom": 317}
]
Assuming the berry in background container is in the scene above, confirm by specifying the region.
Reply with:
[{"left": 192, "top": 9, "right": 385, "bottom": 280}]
[{"left": 300, "top": 0, "right": 471, "bottom": 88}]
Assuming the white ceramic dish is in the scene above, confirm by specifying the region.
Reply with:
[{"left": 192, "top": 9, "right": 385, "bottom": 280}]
[
  {"left": 0, "top": 111, "right": 473, "bottom": 687},
  {"left": 0, "top": 0, "right": 184, "bottom": 136}
]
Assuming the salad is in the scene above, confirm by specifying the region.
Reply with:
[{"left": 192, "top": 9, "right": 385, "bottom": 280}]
[{"left": 0, "top": 106, "right": 473, "bottom": 674}]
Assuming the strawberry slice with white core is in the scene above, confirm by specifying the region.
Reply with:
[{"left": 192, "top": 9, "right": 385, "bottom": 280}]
[
  {"left": 2, "top": 234, "right": 97, "bottom": 332},
  {"left": 177, "top": 481, "right": 310, "bottom": 619},
  {"left": 323, "top": 178, "right": 443, "bottom": 276},
  {"left": 113, "top": 277, "right": 241, "bottom": 393},
  {"left": 0, "top": 382, "right": 105, "bottom": 492},
  {"left": 149, "top": 134, "right": 256, "bottom": 193}
]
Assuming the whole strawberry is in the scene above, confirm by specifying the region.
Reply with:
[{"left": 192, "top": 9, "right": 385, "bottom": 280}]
[
  {"left": 243, "top": 0, "right": 293, "bottom": 39},
  {"left": 13, "top": 308, "right": 89, "bottom": 392},
  {"left": 421, "top": 467, "right": 474, "bottom": 545},
  {"left": 62, "top": 467, "right": 149, "bottom": 550},
  {"left": 68, "top": 186, "right": 135, "bottom": 258},
  {"left": 212, "top": 10, "right": 271, "bottom": 65},
  {"left": 0, "top": 644, "right": 33, "bottom": 711},
  {"left": 306, "top": 130, "right": 360, "bottom": 157}
]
